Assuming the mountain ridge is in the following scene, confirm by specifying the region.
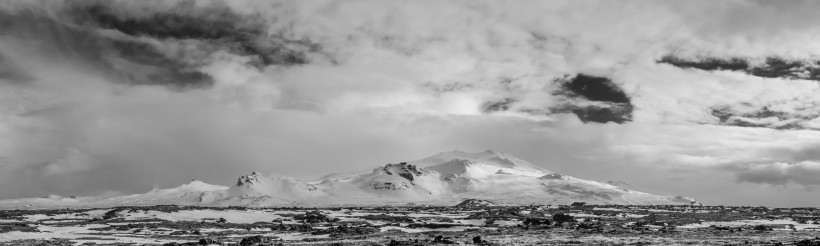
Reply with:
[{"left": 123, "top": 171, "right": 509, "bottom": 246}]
[{"left": 0, "top": 150, "right": 699, "bottom": 208}]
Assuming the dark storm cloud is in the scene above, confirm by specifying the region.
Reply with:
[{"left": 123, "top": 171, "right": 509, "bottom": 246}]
[
  {"left": 660, "top": 56, "right": 820, "bottom": 81},
  {"left": 559, "top": 74, "right": 630, "bottom": 104},
  {"left": 656, "top": 54, "right": 820, "bottom": 130},
  {"left": 709, "top": 105, "right": 812, "bottom": 130},
  {"left": 553, "top": 104, "right": 633, "bottom": 124},
  {"left": 481, "top": 98, "right": 516, "bottom": 113},
  {"left": 477, "top": 74, "right": 635, "bottom": 124},
  {"left": 0, "top": 0, "right": 321, "bottom": 89},
  {"left": 0, "top": 6, "right": 212, "bottom": 88},
  {"left": 71, "top": 2, "right": 319, "bottom": 67},
  {"left": 550, "top": 74, "right": 633, "bottom": 124}
]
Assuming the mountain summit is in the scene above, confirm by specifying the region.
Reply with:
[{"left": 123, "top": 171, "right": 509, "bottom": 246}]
[
  {"left": 0, "top": 150, "right": 698, "bottom": 208},
  {"left": 417, "top": 150, "right": 551, "bottom": 178}
]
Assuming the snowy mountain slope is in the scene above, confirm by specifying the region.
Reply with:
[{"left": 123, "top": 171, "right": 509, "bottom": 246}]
[
  {"left": 106, "top": 180, "right": 232, "bottom": 205},
  {"left": 231, "top": 172, "right": 326, "bottom": 199},
  {"left": 606, "top": 180, "right": 636, "bottom": 191},
  {"left": 413, "top": 150, "right": 549, "bottom": 175},
  {"left": 0, "top": 180, "right": 232, "bottom": 208},
  {"left": 0, "top": 150, "right": 698, "bottom": 208}
]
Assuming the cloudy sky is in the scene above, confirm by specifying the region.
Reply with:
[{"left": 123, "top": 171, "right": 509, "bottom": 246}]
[{"left": 1, "top": 0, "right": 820, "bottom": 207}]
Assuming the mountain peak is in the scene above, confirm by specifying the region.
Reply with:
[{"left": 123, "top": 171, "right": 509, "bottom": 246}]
[
  {"left": 425, "top": 159, "right": 475, "bottom": 175},
  {"left": 481, "top": 149, "right": 499, "bottom": 155},
  {"left": 412, "top": 150, "right": 550, "bottom": 175},
  {"left": 236, "top": 172, "right": 292, "bottom": 186},
  {"left": 186, "top": 179, "right": 205, "bottom": 184},
  {"left": 414, "top": 150, "right": 502, "bottom": 165},
  {"left": 233, "top": 171, "right": 322, "bottom": 198},
  {"left": 237, "top": 172, "right": 260, "bottom": 186},
  {"left": 174, "top": 180, "right": 228, "bottom": 192},
  {"left": 445, "top": 149, "right": 502, "bottom": 158},
  {"left": 375, "top": 162, "right": 432, "bottom": 182}
]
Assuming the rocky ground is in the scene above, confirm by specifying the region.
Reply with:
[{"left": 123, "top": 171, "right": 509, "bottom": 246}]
[{"left": 1, "top": 202, "right": 819, "bottom": 245}]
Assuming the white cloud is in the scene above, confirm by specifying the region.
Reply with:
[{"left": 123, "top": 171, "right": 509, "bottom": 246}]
[{"left": 732, "top": 161, "right": 820, "bottom": 186}]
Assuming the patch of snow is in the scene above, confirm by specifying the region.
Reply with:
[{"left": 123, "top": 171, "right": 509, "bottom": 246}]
[
  {"left": 122, "top": 209, "right": 283, "bottom": 223},
  {"left": 677, "top": 219, "right": 814, "bottom": 230}
]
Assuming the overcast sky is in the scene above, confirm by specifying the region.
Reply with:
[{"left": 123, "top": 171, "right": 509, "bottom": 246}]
[{"left": 1, "top": 0, "right": 820, "bottom": 207}]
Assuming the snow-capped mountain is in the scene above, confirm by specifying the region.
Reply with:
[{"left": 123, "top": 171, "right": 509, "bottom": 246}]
[
  {"left": 232, "top": 172, "right": 325, "bottom": 199},
  {"left": 0, "top": 150, "right": 698, "bottom": 208}
]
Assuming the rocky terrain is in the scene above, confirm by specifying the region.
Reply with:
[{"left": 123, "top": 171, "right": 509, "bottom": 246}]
[{"left": 1, "top": 202, "right": 819, "bottom": 245}]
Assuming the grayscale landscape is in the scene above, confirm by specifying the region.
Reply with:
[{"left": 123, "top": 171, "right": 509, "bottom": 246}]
[{"left": 1, "top": 0, "right": 820, "bottom": 245}]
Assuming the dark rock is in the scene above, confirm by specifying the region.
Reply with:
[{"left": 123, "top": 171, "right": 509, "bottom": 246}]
[
  {"left": 408, "top": 223, "right": 458, "bottom": 229},
  {"left": 454, "top": 199, "right": 496, "bottom": 208},
  {"left": 270, "top": 223, "right": 312, "bottom": 231},
  {"left": 433, "top": 235, "right": 456, "bottom": 244},
  {"left": 523, "top": 217, "right": 552, "bottom": 226},
  {"left": 389, "top": 239, "right": 424, "bottom": 246},
  {"left": 198, "top": 238, "right": 220, "bottom": 245},
  {"left": 238, "top": 235, "right": 281, "bottom": 246},
  {"left": 312, "top": 223, "right": 379, "bottom": 236},
  {"left": 552, "top": 213, "right": 576, "bottom": 224},
  {"left": 293, "top": 210, "right": 340, "bottom": 223},
  {"left": 473, "top": 236, "right": 484, "bottom": 244},
  {"left": 381, "top": 163, "right": 426, "bottom": 182},
  {"left": 753, "top": 225, "right": 772, "bottom": 231},
  {"left": 2, "top": 238, "right": 73, "bottom": 246},
  {"left": 795, "top": 238, "right": 820, "bottom": 246},
  {"left": 161, "top": 243, "right": 200, "bottom": 246},
  {"left": 0, "top": 223, "right": 39, "bottom": 233},
  {"left": 101, "top": 208, "right": 123, "bottom": 220}
]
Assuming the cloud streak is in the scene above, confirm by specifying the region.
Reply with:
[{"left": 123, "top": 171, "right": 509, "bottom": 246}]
[{"left": 731, "top": 161, "right": 820, "bottom": 186}]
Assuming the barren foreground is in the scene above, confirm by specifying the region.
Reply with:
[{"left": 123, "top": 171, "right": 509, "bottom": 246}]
[{"left": 1, "top": 204, "right": 819, "bottom": 245}]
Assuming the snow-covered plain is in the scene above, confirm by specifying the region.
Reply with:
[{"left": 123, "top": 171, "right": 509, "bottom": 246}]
[
  {"left": 121, "top": 209, "right": 284, "bottom": 224},
  {"left": 679, "top": 219, "right": 820, "bottom": 231}
]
